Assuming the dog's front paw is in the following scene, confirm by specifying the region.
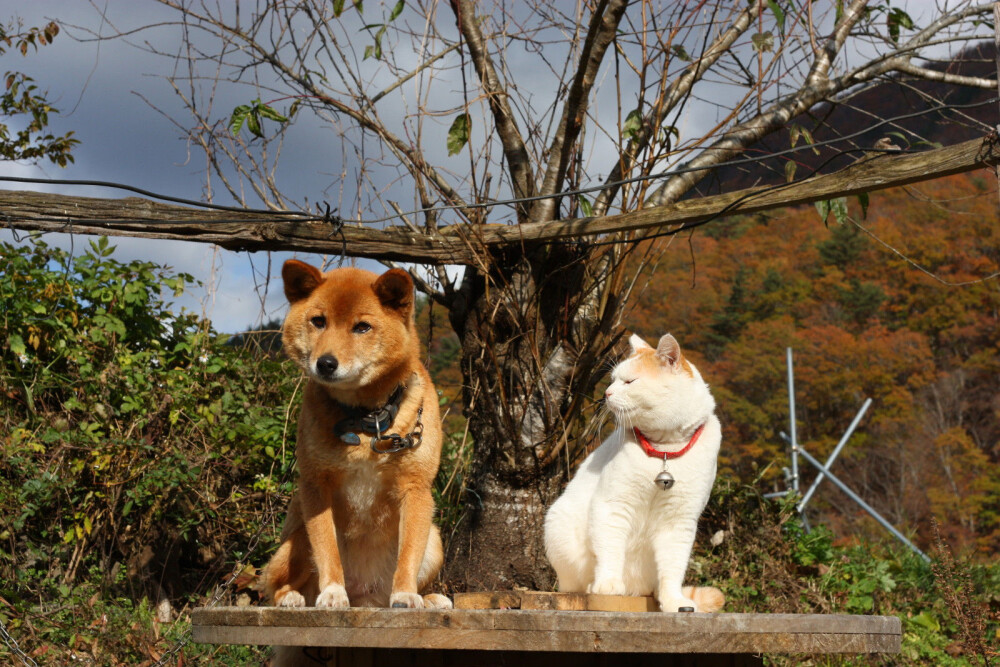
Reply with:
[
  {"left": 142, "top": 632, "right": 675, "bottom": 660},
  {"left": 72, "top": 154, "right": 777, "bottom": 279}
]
[
  {"left": 315, "top": 583, "right": 350, "bottom": 608},
  {"left": 589, "top": 578, "right": 627, "bottom": 596},
  {"left": 276, "top": 590, "right": 306, "bottom": 608},
  {"left": 422, "top": 594, "right": 453, "bottom": 609},
  {"left": 389, "top": 591, "right": 425, "bottom": 609}
]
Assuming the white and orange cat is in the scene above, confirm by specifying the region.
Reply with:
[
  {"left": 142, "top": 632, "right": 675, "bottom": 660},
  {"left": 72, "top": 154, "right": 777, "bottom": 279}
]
[{"left": 544, "top": 333, "right": 724, "bottom": 613}]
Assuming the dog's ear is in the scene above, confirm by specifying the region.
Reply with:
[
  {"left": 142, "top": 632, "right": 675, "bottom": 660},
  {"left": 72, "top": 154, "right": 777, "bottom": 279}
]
[
  {"left": 282, "top": 260, "right": 323, "bottom": 304},
  {"left": 373, "top": 268, "right": 414, "bottom": 316}
]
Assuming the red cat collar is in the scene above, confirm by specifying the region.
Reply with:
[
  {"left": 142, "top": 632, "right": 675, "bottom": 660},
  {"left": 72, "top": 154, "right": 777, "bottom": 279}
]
[{"left": 633, "top": 423, "right": 705, "bottom": 460}]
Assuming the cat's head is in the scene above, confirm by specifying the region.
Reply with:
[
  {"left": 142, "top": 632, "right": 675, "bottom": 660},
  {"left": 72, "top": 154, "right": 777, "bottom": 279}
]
[{"left": 604, "top": 333, "right": 715, "bottom": 432}]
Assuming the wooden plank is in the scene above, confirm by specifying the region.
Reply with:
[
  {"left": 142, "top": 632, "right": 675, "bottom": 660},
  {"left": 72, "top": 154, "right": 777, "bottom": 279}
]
[
  {"left": 453, "top": 591, "right": 522, "bottom": 609},
  {"left": 193, "top": 624, "right": 899, "bottom": 654},
  {"left": 191, "top": 608, "right": 901, "bottom": 654},
  {"left": 193, "top": 607, "right": 901, "bottom": 635},
  {"left": 309, "top": 647, "right": 763, "bottom": 667},
  {"left": 520, "top": 592, "right": 587, "bottom": 611}
]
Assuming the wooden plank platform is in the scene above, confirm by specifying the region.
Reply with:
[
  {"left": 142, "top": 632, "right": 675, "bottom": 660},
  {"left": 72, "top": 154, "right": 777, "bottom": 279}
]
[{"left": 192, "top": 606, "right": 901, "bottom": 666}]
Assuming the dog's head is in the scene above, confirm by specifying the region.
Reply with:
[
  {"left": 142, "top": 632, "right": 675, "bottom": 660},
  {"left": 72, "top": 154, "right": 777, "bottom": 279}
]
[{"left": 281, "top": 260, "right": 417, "bottom": 389}]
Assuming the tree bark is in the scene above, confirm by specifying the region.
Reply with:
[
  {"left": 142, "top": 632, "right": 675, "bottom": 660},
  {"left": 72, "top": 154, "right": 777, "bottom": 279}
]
[{"left": 442, "top": 243, "right": 624, "bottom": 591}]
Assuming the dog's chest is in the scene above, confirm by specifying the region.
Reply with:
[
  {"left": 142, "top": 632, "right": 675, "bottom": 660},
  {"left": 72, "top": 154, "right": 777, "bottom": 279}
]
[{"left": 334, "top": 460, "right": 395, "bottom": 534}]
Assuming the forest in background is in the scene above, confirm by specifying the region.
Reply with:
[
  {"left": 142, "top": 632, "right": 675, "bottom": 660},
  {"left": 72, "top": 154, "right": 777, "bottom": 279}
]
[
  {"left": 626, "top": 170, "right": 1000, "bottom": 557},
  {"left": 2, "top": 170, "right": 999, "bottom": 665}
]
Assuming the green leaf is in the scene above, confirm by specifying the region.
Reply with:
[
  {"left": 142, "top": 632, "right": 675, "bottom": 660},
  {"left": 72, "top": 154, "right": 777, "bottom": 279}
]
[
  {"left": 333, "top": 0, "right": 345, "bottom": 17},
  {"left": 910, "top": 611, "right": 940, "bottom": 632},
  {"left": 256, "top": 103, "right": 288, "bottom": 123},
  {"left": 228, "top": 104, "right": 251, "bottom": 136},
  {"left": 246, "top": 111, "right": 263, "bottom": 138},
  {"left": 670, "top": 44, "right": 691, "bottom": 61},
  {"left": 577, "top": 195, "right": 594, "bottom": 217},
  {"left": 623, "top": 109, "right": 643, "bottom": 141},
  {"left": 856, "top": 192, "right": 869, "bottom": 220},
  {"left": 364, "top": 44, "right": 375, "bottom": 60},
  {"left": 789, "top": 124, "right": 801, "bottom": 147},
  {"left": 8, "top": 334, "right": 26, "bottom": 357},
  {"left": 446, "top": 113, "right": 470, "bottom": 156},
  {"left": 886, "top": 8, "right": 914, "bottom": 44},
  {"left": 767, "top": 0, "right": 785, "bottom": 33},
  {"left": 751, "top": 31, "right": 774, "bottom": 53},
  {"left": 784, "top": 160, "right": 797, "bottom": 183},
  {"left": 830, "top": 197, "right": 849, "bottom": 226},
  {"left": 803, "top": 131, "right": 818, "bottom": 154},
  {"left": 389, "top": 0, "right": 405, "bottom": 21},
  {"left": 815, "top": 199, "right": 832, "bottom": 227}
]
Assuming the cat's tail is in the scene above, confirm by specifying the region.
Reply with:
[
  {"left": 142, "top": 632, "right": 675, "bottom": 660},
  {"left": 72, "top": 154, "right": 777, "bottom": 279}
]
[{"left": 681, "top": 585, "right": 726, "bottom": 612}]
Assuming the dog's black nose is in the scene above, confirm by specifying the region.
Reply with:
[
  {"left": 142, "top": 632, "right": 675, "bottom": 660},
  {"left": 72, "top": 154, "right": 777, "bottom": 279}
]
[{"left": 316, "top": 355, "right": 339, "bottom": 378}]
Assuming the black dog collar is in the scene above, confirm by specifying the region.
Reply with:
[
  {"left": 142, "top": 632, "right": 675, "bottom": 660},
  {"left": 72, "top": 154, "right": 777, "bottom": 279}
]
[{"left": 333, "top": 384, "right": 423, "bottom": 454}]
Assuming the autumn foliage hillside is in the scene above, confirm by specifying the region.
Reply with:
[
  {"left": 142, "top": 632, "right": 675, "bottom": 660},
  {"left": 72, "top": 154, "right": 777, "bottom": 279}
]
[{"left": 629, "top": 170, "right": 1000, "bottom": 557}]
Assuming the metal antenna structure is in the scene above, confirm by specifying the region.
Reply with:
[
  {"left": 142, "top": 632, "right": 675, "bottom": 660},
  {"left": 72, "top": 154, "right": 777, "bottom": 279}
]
[{"left": 764, "top": 348, "right": 929, "bottom": 562}]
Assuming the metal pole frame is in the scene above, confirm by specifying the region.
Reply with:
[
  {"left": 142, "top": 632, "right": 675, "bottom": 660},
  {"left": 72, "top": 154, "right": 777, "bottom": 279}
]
[{"left": 795, "top": 445, "right": 930, "bottom": 562}]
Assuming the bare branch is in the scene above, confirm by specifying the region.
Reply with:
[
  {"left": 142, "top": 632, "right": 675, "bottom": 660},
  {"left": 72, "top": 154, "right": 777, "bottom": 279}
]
[
  {"left": 892, "top": 60, "right": 996, "bottom": 89},
  {"left": 451, "top": 0, "right": 535, "bottom": 217},
  {"left": 528, "top": 0, "right": 629, "bottom": 223},
  {"left": 592, "top": 3, "right": 756, "bottom": 216}
]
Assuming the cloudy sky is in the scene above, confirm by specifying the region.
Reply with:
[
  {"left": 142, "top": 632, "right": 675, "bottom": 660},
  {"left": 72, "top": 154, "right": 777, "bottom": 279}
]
[
  {"left": 1, "top": 2, "right": 390, "bottom": 333},
  {"left": 2, "top": 2, "right": 984, "bottom": 334}
]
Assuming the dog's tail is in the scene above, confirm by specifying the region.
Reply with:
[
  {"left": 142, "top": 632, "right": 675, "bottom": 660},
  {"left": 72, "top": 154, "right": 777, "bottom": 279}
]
[{"left": 681, "top": 585, "right": 725, "bottom": 612}]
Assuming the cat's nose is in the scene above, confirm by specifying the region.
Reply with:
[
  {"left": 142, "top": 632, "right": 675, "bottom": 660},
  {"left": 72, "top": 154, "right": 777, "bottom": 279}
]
[{"left": 605, "top": 388, "right": 613, "bottom": 399}]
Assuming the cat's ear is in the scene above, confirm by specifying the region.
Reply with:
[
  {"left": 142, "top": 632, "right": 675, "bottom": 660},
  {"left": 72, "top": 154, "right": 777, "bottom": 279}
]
[
  {"left": 629, "top": 333, "right": 652, "bottom": 355},
  {"left": 655, "top": 334, "right": 682, "bottom": 369}
]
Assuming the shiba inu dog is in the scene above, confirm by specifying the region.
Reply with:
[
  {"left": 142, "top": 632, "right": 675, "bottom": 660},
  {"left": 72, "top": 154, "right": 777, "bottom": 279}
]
[{"left": 260, "top": 260, "right": 451, "bottom": 624}]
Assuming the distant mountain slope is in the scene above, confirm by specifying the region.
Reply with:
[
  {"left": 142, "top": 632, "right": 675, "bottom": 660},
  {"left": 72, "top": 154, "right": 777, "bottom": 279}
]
[{"left": 691, "top": 42, "right": 997, "bottom": 196}]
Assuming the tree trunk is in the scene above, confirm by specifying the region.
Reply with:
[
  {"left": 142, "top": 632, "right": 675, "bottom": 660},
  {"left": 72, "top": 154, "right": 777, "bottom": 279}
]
[{"left": 442, "top": 243, "right": 624, "bottom": 592}]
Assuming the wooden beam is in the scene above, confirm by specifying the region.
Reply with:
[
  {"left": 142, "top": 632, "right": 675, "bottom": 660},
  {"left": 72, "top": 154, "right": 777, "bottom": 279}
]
[
  {"left": 3, "top": 136, "right": 996, "bottom": 265},
  {"left": 446, "top": 135, "right": 1000, "bottom": 245},
  {"left": 0, "top": 190, "right": 476, "bottom": 265}
]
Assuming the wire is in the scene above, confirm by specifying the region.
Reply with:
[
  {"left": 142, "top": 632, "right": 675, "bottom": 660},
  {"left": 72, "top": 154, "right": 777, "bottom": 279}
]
[
  {"left": 2, "top": 97, "right": 994, "bottom": 232},
  {"left": 0, "top": 176, "right": 316, "bottom": 217},
  {"left": 355, "top": 96, "right": 999, "bottom": 226}
]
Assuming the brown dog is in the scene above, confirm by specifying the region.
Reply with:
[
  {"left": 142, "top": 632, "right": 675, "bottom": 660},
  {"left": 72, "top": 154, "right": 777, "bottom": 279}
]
[{"left": 260, "top": 260, "right": 451, "bottom": 617}]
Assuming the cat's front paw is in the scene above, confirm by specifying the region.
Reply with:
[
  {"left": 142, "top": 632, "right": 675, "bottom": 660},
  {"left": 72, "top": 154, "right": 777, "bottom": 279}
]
[
  {"left": 589, "top": 578, "right": 627, "bottom": 596},
  {"left": 422, "top": 594, "right": 454, "bottom": 609},
  {"left": 315, "top": 583, "right": 350, "bottom": 608},
  {"left": 659, "top": 596, "right": 698, "bottom": 613}
]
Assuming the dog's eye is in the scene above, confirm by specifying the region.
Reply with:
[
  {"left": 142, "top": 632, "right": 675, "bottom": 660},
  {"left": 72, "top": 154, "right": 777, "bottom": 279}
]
[
  {"left": 352, "top": 321, "right": 371, "bottom": 334},
  {"left": 310, "top": 315, "right": 326, "bottom": 329}
]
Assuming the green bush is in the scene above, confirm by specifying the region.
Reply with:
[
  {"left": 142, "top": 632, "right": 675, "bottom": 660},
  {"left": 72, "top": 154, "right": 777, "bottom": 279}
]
[
  {"left": 696, "top": 480, "right": 998, "bottom": 665},
  {"left": 1, "top": 237, "right": 295, "bottom": 665}
]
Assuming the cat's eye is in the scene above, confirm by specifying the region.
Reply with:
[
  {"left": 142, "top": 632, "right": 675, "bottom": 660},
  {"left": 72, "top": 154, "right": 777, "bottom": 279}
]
[
  {"left": 623, "top": 378, "right": 635, "bottom": 385},
  {"left": 310, "top": 315, "right": 326, "bottom": 329},
  {"left": 353, "top": 321, "right": 372, "bottom": 334}
]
